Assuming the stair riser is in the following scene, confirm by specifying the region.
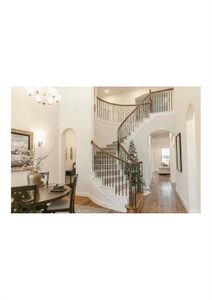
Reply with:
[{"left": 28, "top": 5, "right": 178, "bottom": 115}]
[
  {"left": 102, "top": 179, "right": 127, "bottom": 185},
  {"left": 94, "top": 169, "right": 124, "bottom": 174},
  {"left": 94, "top": 162, "right": 121, "bottom": 166},
  {"left": 94, "top": 163, "right": 120, "bottom": 167},
  {"left": 94, "top": 173, "right": 122, "bottom": 178},
  {"left": 95, "top": 175, "right": 128, "bottom": 184},
  {"left": 94, "top": 159, "right": 117, "bottom": 162},
  {"left": 95, "top": 178, "right": 129, "bottom": 193},
  {"left": 95, "top": 151, "right": 117, "bottom": 155},
  {"left": 95, "top": 169, "right": 123, "bottom": 173},
  {"left": 94, "top": 161, "right": 120, "bottom": 165},
  {"left": 105, "top": 145, "right": 117, "bottom": 148}
]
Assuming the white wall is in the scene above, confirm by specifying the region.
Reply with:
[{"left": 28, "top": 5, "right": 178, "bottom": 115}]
[
  {"left": 102, "top": 88, "right": 169, "bottom": 105},
  {"left": 173, "top": 87, "right": 201, "bottom": 213},
  {"left": 94, "top": 88, "right": 172, "bottom": 147},
  {"left": 12, "top": 87, "right": 94, "bottom": 197},
  {"left": 103, "top": 88, "right": 148, "bottom": 104},
  {"left": 169, "top": 133, "right": 176, "bottom": 183},
  {"left": 11, "top": 87, "right": 59, "bottom": 186},
  {"left": 94, "top": 118, "right": 119, "bottom": 147},
  {"left": 58, "top": 87, "right": 93, "bottom": 196}
]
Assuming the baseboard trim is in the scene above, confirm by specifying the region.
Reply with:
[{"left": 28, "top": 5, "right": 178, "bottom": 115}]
[
  {"left": 88, "top": 194, "right": 124, "bottom": 212},
  {"left": 76, "top": 192, "right": 90, "bottom": 198},
  {"left": 76, "top": 191, "right": 125, "bottom": 212},
  {"left": 176, "top": 187, "right": 188, "bottom": 213}
]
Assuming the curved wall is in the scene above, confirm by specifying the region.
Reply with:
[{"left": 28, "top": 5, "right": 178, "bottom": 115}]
[
  {"left": 173, "top": 88, "right": 200, "bottom": 212},
  {"left": 94, "top": 118, "right": 119, "bottom": 147},
  {"left": 131, "top": 113, "right": 176, "bottom": 189},
  {"left": 58, "top": 87, "right": 94, "bottom": 196}
]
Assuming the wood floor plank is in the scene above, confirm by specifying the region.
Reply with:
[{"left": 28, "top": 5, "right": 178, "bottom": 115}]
[
  {"left": 69, "top": 173, "right": 186, "bottom": 213},
  {"left": 138, "top": 173, "right": 186, "bottom": 213}
]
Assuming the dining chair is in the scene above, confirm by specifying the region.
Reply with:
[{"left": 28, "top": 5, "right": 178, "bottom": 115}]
[
  {"left": 65, "top": 162, "right": 76, "bottom": 188},
  {"left": 46, "top": 174, "right": 78, "bottom": 213},
  {"left": 11, "top": 185, "right": 38, "bottom": 213},
  {"left": 39, "top": 171, "right": 49, "bottom": 185}
]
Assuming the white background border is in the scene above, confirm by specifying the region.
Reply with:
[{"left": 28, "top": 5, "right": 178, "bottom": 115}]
[{"left": 0, "top": 1, "right": 211, "bottom": 299}]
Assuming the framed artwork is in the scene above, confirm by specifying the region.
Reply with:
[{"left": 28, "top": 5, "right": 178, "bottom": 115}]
[
  {"left": 11, "top": 128, "right": 33, "bottom": 171},
  {"left": 176, "top": 133, "right": 182, "bottom": 172}
]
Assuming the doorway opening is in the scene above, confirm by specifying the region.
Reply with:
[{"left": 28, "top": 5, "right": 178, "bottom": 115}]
[{"left": 148, "top": 130, "right": 175, "bottom": 182}]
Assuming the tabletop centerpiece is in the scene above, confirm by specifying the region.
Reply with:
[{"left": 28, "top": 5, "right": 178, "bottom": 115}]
[{"left": 18, "top": 148, "right": 51, "bottom": 186}]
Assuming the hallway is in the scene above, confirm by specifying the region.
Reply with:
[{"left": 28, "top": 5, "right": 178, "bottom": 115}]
[
  {"left": 139, "top": 172, "right": 186, "bottom": 213},
  {"left": 74, "top": 173, "right": 186, "bottom": 213}
]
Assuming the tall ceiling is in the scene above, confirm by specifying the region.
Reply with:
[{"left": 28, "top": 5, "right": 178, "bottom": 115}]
[{"left": 97, "top": 87, "right": 170, "bottom": 98}]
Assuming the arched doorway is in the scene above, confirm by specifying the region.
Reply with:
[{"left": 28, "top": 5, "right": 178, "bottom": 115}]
[
  {"left": 60, "top": 128, "right": 76, "bottom": 185},
  {"left": 148, "top": 129, "right": 175, "bottom": 183},
  {"left": 186, "top": 104, "right": 198, "bottom": 211}
]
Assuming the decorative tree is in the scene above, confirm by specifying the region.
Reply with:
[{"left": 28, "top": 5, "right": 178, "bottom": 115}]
[
  {"left": 125, "top": 141, "right": 145, "bottom": 192},
  {"left": 128, "top": 140, "right": 138, "bottom": 161},
  {"left": 18, "top": 148, "right": 51, "bottom": 172}
]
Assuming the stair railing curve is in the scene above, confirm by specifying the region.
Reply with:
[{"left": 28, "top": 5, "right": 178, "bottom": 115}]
[
  {"left": 117, "top": 88, "right": 174, "bottom": 158},
  {"left": 96, "top": 97, "right": 137, "bottom": 123},
  {"left": 92, "top": 88, "right": 173, "bottom": 212},
  {"left": 117, "top": 88, "right": 173, "bottom": 197},
  {"left": 91, "top": 140, "right": 140, "bottom": 211}
]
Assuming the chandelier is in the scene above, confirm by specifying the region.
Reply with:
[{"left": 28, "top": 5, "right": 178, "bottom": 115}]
[{"left": 26, "top": 87, "right": 61, "bottom": 105}]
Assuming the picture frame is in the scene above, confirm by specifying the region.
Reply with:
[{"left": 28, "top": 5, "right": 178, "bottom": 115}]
[
  {"left": 176, "top": 133, "right": 182, "bottom": 172},
  {"left": 11, "top": 128, "right": 33, "bottom": 171}
]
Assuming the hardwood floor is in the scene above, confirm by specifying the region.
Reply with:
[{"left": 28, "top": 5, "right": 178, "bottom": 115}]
[
  {"left": 138, "top": 173, "right": 186, "bottom": 213},
  {"left": 73, "top": 173, "right": 186, "bottom": 213},
  {"left": 74, "top": 196, "right": 118, "bottom": 213}
]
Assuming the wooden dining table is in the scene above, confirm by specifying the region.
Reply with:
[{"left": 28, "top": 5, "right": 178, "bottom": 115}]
[{"left": 36, "top": 184, "right": 71, "bottom": 205}]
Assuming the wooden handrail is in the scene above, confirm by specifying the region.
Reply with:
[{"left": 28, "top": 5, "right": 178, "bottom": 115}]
[
  {"left": 117, "top": 93, "right": 149, "bottom": 162},
  {"left": 117, "top": 93, "right": 150, "bottom": 143},
  {"left": 91, "top": 140, "right": 143, "bottom": 211},
  {"left": 97, "top": 97, "right": 137, "bottom": 107},
  {"left": 118, "top": 140, "right": 142, "bottom": 165},
  {"left": 96, "top": 97, "right": 137, "bottom": 123},
  {"left": 117, "top": 88, "right": 173, "bottom": 163},
  {"left": 92, "top": 88, "right": 174, "bottom": 212},
  {"left": 118, "top": 105, "right": 139, "bottom": 130},
  {"left": 91, "top": 140, "right": 130, "bottom": 165}
]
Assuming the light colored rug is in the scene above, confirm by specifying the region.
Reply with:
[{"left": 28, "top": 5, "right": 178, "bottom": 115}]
[{"left": 75, "top": 204, "right": 111, "bottom": 213}]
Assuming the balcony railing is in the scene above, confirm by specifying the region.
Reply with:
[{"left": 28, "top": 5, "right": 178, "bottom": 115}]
[
  {"left": 96, "top": 97, "right": 136, "bottom": 123},
  {"left": 92, "top": 88, "right": 173, "bottom": 212},
  {"left": 150, "top": 88, "right": 173, "bottom": 112}
]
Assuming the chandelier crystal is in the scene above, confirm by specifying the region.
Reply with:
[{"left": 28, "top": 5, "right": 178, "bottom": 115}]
[{"left": 26, "top": 87, "right": 61, "bottom": 105}]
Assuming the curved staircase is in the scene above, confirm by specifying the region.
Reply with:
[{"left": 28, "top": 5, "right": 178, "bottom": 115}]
[{"left": 91, "top": 88, "right": 173, "bottom": 212}]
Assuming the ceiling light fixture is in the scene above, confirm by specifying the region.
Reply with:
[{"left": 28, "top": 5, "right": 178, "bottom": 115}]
[
  {"left": 26, "top": 87, "right": 61, "bottom": 105},
  {"left": 104, "top": 89, "right": 109, "bottom": 94}
]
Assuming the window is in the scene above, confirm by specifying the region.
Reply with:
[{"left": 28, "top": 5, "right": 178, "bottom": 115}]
[{"left": 161, "top": 148, "right": 170, "bottom": 165}]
